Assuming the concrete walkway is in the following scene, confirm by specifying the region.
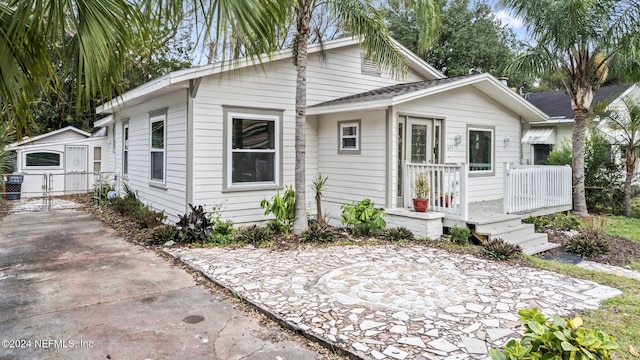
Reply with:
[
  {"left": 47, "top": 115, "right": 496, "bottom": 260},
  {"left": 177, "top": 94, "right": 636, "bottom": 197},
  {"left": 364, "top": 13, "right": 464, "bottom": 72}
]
[
  {"left": 0, "top": 210, "right": 324, "bottom": 360},
  {"left": 168, "top": 245, "right": 623, "bottom": 360}
]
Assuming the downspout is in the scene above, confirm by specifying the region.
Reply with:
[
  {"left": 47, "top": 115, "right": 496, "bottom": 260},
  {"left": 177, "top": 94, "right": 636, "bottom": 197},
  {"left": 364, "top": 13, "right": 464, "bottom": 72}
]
[{"left": 186, "top": 79, "right": 201, "bottom": 212}]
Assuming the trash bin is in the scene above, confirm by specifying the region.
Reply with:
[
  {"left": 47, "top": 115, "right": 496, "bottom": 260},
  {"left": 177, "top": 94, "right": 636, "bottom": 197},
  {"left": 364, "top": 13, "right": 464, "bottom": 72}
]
[{"left": 5, "top": 174, "right": 24, "bottom": 200}]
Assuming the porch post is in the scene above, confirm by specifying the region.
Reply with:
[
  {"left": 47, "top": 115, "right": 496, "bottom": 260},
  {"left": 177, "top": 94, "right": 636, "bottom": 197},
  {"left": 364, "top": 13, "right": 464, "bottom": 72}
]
[
  {"left": 403, "top": 162, "right": 409, "bottom": 209},
  {"left": 460, "top": 163, "right": 469, "bottom": 221}
]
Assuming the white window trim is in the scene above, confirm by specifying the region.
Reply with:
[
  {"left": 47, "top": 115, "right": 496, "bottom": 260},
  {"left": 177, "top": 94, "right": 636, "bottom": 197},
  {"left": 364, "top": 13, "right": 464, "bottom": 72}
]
[
  {"left": 23, "top": 151, "right": 63, "bottom": 170},
  {"left": 93, "top": 146, "right": 102, "bottom": 173},
  {"left": 467, "top": 126, "right": 495, "bottom": 176},
  {"left": 226, "top": 111, "right": 280, "bottom": 190},
  {"left": 122, "top": 121, "right": 129, "bottom": 176},
  {"left": 338, "top": 120, "right": 361, "bottom": 154},
  {"left": 149, "top": 113, "right": 166, "bottom": 184}
]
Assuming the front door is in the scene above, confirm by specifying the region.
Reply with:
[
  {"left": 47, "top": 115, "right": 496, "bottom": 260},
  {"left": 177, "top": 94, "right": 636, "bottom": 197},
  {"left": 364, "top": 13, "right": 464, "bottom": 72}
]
[
  {"left": 65, "top": 146, "right": 88, "bottom": 193},
  {"left": 396, "top": 116, "right": 441, "bottom": 207}
]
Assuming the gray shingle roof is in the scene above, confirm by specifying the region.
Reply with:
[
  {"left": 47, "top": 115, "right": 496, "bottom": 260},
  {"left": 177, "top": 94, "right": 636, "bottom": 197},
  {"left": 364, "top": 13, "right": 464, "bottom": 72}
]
[
  {"left": 309, "top": 75, "right": 475, "bottom": 108},
  {"left": 525, "top": 84, "right": 630, "bottom": 119}
]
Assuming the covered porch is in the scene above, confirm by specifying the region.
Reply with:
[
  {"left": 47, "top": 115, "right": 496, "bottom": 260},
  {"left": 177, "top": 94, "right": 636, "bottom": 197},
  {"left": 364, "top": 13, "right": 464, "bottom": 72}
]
[
  {"left": 387, "top": 162, "right": 572, "bottom": 254},
  {"left": 400, "top": 162, "right": 573, "bottom": 221}
]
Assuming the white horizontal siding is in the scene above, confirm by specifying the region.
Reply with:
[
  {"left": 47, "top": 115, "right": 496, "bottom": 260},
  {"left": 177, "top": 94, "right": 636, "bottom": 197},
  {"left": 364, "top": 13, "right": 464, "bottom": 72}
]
[
  {"left": 191, "top": 44, "right": 425, "bottom": 224},
  {"left": 394, "top": 86, "right": 522, "bottom": 202},
  {"left": 317, "top": 110, "right": 387, "bottom": 220},
  {"left": 113, "top": 90, "right": 188, "bottom": 222}
]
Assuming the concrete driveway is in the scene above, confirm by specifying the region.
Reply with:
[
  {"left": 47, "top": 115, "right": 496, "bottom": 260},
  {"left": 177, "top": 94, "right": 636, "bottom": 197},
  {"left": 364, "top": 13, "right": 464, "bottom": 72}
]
[{"left": 0, "top": 210, "right": 324, "bottom": 360}]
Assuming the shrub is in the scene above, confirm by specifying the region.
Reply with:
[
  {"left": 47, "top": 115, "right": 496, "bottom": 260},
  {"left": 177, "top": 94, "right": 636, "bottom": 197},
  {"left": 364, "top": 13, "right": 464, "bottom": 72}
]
[
  {"left": 260, "top": 186, "right": 295, "bottom": 237},
  {"left": 523, "top": 213, "right": 583, "bottom": 232},
  {"left": 523, "top": 215, "right": 547, "bottom": 232},
  {"left": 111, "top": 184, "right": 165, "bottom": 228},
  {"left": 91, "top": 177, "right": 115, "bottom": 206},
  {"left": 340, "top": 198, "right": 386, "bottom": 236},
  {"left": 565, "top": 230, "right": 610, "bottom": 258},
  {"left": 449, "top": 226, "right": 471, "bottom": 245},
  {"left": 482, "top": 238, "right": 522, "bottom": 260},
  {"left": 382, "top": 227, "right": 414, "bottom": 242},
  {"left": 148, "top": 224, "right": 178, "bottom": 245},
  {"left": 205, "top": 206, "right": 235, "bottom": 245},
  {"left": 300, "top": 218, "right": 336, "bottom": 243},
  {"left": 490, "top": 307, "right": 618, "bottom": 360},
  {"left": 176, "top": 204, "right": 213, "bottom": 244},
  {"left": 234, "top": 225, "right": 273, "bottom": 245}
]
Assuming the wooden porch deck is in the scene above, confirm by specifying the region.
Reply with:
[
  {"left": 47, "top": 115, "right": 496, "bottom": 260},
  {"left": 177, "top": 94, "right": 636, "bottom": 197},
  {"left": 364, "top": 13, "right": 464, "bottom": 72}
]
[{"left": 444, "top": 199, "right": 573, "bottom": 227}]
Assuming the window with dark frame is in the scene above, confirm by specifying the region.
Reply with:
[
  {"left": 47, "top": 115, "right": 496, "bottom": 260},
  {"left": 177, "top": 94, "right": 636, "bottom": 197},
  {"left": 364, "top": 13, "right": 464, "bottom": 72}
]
[{"left": 468, "top": 128, "right": 493, "bottom": 172}]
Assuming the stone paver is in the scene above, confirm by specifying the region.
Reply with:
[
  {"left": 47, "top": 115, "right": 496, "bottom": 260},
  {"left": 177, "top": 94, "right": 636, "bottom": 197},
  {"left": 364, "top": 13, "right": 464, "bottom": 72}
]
[{"left": 167, "top": 245, "right": 622, "bottom": 360}]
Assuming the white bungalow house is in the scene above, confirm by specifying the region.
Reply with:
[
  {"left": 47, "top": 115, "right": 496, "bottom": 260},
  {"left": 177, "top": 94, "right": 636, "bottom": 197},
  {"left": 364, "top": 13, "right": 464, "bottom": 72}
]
[
  {"left": 6, "top": 126, "right": 111, "bottom": 197},
  {"left": 522, "top": 84, "right": 640, "bottom": 165},
  {"left": 96, "top": 37, "right": 571, "bottom": 254}
]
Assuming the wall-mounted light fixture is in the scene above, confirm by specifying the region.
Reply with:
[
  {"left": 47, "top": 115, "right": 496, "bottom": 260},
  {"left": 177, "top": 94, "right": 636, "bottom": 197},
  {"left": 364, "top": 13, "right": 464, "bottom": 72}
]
[
  {"left": 454, "top": 133, "right": 463, "bottom": 146},
  {"left": 503, "top": 136, "right": 511, "bottom": 148}
]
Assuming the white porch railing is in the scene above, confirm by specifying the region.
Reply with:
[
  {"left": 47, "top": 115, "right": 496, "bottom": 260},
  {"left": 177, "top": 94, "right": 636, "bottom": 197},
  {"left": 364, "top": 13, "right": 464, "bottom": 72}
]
[
  {"left": 503, "top": 163, "right": 572, "bottom": 214},
  {"left": 404, "top": 163, "right": 469, "bottom": 220}
]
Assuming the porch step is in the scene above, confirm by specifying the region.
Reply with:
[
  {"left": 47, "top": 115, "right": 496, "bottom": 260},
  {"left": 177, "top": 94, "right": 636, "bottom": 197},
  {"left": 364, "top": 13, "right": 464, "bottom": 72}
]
[{"left": 469, "top": 217, "right": 558, "bottom": 255}]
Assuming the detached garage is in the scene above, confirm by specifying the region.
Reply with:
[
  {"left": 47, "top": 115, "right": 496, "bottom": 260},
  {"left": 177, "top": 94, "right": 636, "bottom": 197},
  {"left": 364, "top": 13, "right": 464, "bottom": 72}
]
[{"left": 6, "top": 126, "right": 110, "bottom": 197}]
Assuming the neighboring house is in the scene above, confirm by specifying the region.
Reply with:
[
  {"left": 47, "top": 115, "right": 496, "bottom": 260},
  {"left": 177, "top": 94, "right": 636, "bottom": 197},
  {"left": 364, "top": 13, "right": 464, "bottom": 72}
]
[
  {"left": 522, "top": 84, "right": 639, "bottom": 165},
  {"left": 96, "top": 37, "right": 569, "bottom": 253},
  {"left": 6, "top": 126, "right": 111, "bottom": 196}
]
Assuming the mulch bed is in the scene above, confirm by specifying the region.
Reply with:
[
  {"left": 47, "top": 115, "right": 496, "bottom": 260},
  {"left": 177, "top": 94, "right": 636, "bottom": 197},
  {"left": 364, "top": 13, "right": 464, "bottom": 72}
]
[{"left": 538, "top": 227, "right": 640, "bottom": 267}]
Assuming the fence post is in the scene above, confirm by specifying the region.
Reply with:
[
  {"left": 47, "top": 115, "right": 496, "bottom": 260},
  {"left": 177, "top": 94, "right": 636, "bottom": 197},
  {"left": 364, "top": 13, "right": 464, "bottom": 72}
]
[
  {"left": 460, "top": 163, "right": 469, "bottom": 221},
  {"left": 503, "top": 162, "right": 511, "bottom": 214}
]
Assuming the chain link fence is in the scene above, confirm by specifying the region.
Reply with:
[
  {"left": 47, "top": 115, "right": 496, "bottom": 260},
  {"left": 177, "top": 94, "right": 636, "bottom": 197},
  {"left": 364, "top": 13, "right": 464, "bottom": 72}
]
[{"left": 0, "top": 172, "right": 121, "bottom": 213}]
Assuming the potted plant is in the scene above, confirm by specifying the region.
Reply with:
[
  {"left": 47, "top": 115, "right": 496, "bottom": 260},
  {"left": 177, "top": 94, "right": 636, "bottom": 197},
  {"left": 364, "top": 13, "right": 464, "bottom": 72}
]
[
  {"left": 412, "top": 172, "right": 430, "bottom": 212},
  {"left": 439, "top": 191, "right": 455, "bottom": 207}
]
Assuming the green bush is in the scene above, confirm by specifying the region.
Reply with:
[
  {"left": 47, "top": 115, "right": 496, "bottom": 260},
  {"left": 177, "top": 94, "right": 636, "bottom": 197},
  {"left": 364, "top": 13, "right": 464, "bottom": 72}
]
[
  {"left": 205, "top": 207, "right": 235, "bottom": 245},
  {"left": 234, "top": 225, "right": 273, "bottom": 245},
  {"left": 565, "top": 230, "right": 610, "bottom": 258},
  {"left": 300, "top": 218, "right": 336, "bottom": 243},
  {"left": 490, "top": 307, "right": 618, "bottom": 360},
  {"left": 148, "top": 224, "right": 178, "bottom": 245},
  {"left": 111, "top": 184, "right": 165, "bottom": 228},
  {"left": 449, "top": 226, "right": 471, "bottom": 245},
  {"left": 523, "top": 213, "right": 583, "bottom": 232},
  {"left": 339, "top": 198, "right": 386, "bottom": 236},
  {"left": 382, "top": 227, "right": 414, "bottom": 242},
  {"left": 482, "top": 238, "right": 522, "bottom": 260},
  {"left": 260, "top": 186, "right": 295, "bottom": 236}
]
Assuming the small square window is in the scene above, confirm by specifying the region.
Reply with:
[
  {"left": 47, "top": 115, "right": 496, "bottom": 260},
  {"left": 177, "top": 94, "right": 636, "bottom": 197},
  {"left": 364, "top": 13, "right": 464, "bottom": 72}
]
[{"left": 338, "top": 120, "right": 361, "bottom": 154}]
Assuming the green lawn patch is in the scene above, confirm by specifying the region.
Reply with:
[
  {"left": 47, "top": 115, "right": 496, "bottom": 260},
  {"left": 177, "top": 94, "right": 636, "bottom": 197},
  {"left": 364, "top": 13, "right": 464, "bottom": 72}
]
[{"left": 603, "top": 215, "right": 640, "bottom": 244}]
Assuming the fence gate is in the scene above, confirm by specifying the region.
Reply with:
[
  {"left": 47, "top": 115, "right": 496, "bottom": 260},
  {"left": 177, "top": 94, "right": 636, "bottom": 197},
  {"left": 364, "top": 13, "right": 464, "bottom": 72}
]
[{"left": 0, "top": 172, "right": 120, "bottom": 214}]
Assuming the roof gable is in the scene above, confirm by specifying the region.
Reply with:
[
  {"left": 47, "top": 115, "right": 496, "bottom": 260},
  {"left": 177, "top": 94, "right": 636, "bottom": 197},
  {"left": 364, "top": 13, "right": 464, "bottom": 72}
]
[
  {"left": 307, "top": 73, "right": 548, "bottom": 122},
  {"left": 8, "top": 126, "right": 91, "bottom": 148},
  {"left": 97, "top": 37, "right": 445, "bottom": 114}
]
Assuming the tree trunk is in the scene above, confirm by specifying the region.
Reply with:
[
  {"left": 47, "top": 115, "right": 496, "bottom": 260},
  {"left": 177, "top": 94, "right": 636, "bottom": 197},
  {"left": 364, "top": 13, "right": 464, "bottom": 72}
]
[
  {"left": 572, "top": 108, "right": 588, "bottom": 216},
  {"left": 316, "top": 192, "right": 324, "bottom": 225},
  {"left": 624, "top": 153, "right": 635, "bottom": 217},
  {"left": 292, "top": 8, "right": 312, "bottom": 235}
]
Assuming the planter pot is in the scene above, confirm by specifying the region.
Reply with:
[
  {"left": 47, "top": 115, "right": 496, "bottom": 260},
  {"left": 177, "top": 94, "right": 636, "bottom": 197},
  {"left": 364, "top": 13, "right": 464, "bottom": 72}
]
[
  {"left": 413, "top": 198, "right": 429, "bottom": 212},
  {"left": 439, "top": 195, "right": 453, "bottom": 207}
]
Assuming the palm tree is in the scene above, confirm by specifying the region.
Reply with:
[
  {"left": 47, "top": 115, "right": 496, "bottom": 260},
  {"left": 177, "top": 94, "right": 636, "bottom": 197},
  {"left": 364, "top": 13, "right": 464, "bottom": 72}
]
[
  {"left": 499, "top": 0, "right": 640, "bottom": 216},
  {"left": 267, "top": 0, "right": 439, "bottom": 233},
  {"left": 597, "top": 96, "right": 640, "bottom": 217},
  {"left": 0, "top": 0, "right": 280, "bottom": 137}
]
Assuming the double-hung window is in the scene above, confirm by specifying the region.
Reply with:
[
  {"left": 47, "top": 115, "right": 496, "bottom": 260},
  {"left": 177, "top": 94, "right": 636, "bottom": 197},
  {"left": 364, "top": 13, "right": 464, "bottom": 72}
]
[
  {"left": 149, "top": 112, "right": 166, "bottom": 183},
  {"left": 468, "top": 126, "right": 494, "bottom": 174},
  {"left": 122, "top": 121, "right": 129, "bottom": 176},
  {"left": 226, "top": 109, "right": 281, "bottom": 189},
  {"left": 338, "top": 120, "right": 360, "bottom": 154}
]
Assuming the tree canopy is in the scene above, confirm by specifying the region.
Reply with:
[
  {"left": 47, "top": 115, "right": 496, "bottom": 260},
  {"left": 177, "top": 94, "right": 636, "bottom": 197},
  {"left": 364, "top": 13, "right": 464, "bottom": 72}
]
[{"left": 385, "top": 0, "right": 520, "bottom": 82}]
